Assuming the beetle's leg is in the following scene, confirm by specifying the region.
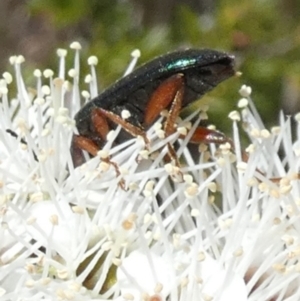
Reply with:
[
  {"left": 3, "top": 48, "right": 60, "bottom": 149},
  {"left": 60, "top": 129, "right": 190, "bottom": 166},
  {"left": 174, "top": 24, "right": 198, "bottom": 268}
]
[
  {"left": 91, "top": 108, "right": 126, "bottom": 188},
  {"left": 147, "top": 74, "right": 234, "bottom": 163},
  {"left": 71, "top": 135, "right": 99, "bottom": 167},
  {"left": 71, "top": 108, "right": 110, "bottom": 167},
  {"left": 143, "top": 74, "right": 184, "bottom": 126},
  {"left": 91, "top": 108, "right": 110, "bottom": 141},
  {"left": 186, "top": 128, "right": 296, "bottom": 184},
  {"left": 98, "top": 109, "right": 150, "bottom": 149},
  {"left": 188, "top": 127, "right": 234, "bottom": 148},
  {"left": 142, "top": 74, "right": 185, "bottom": 166},
  {"left": 163, "top": 86, "right": 184, "bottom": 165},
  {"left": 92, "top": 108, "right": 127, "bottom": 187},
  {"left": 71, "top": 109, "right": 125, "bottom": 188}
]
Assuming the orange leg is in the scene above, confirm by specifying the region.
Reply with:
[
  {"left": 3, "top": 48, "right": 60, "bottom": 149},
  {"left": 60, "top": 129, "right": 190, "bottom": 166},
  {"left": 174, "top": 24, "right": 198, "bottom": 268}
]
[
  {"left": 187, "top": 127, "right": 289, "bottom": 184},
  {"left": 71, "top": 135, "right": 99, "bottom": 167},
  {"left": 72, "top": 108, "right": 111, "bottom": 166},
  {"left": 144, "top": 74, "right": 184, "bottom": 126},
  {"left": 189, "top": 127, "right": 233, "bottom": 147},
  {"left": 98, "top": 108, "right": 150, "bottom": 149},
  {"left": 91, "top": 108, "right": 110, "bottom": 141},
  {"left": 145, "top": 75, "right": 232, "bottom": 164},
  {"left": 163, "top": 87, "right": 184, "bottom": 165},
  {"left": 72, "top": 109, "right": 125, "bottom": 188}
]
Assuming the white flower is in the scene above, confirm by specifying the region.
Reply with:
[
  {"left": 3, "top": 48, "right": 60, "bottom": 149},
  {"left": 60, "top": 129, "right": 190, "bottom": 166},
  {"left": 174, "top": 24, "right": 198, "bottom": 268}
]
[{"left": 0, "top": 42, "right": 300, "bottom": 301}]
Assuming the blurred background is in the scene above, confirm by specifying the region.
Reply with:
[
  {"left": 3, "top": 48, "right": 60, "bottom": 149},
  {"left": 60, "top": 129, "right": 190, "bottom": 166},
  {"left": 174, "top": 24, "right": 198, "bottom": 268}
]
[{"left": 0, "top": 0, "right": 300, "bottom": 135}]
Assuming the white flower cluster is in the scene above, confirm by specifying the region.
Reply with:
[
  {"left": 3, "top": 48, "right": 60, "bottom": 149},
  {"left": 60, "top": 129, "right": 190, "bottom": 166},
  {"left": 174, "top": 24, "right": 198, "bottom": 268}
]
[{"left": 0, "top": 43, "right": 300, "bottom": 301}]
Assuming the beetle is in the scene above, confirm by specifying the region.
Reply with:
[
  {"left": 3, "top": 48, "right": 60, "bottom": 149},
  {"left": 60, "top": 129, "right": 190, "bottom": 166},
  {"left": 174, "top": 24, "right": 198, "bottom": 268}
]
[{"left": 71, "top": 49, "right": 235, "bottom": 168}]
